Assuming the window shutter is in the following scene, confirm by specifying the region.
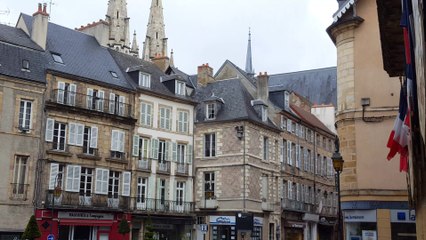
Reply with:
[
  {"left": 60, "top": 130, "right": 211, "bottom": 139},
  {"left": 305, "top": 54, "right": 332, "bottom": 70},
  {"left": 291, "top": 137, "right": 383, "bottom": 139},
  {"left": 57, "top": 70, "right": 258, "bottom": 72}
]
[
  {"left": 68, "top": 123, "right": 76, "bottom": 145},
  {"left": 287, "top": 141, "right": 291, "bottom": 165},
  {"left": 296, "top": 145, "right": 300, "bottom": 168},
  {"left": 133, "top": 135, "right": 140, "bottom": 157},
  {"left": 111, "top": 130, "right": 118, "bottom": 151},
  {"left": 97, "top": 90, "right": 105, "bottom": 111},
  {"left": 147, "top": 104, "right": 152, "bottom": 126},
  {"left": 159, "top": 108, "right": 165, "bottom": 129},
  {"left": 90, "top": 126, "right": 98, "bottom": 148},
  {"left": 187, "top": 144, "right": 193, "bottom": 164},
  {"left": 288, "top": 181, "right": 292, "bottom": 199},
  {"left": 49, "top": 163, "right": 59, "bottom": 190},
  {"left": 165, "top": 108, "right": 171, "bottom": 130},
  {"left": 95, "top": 168, "right": 109, "bottom": 195},
  {"left": 141, "top": 103, "right": 146, "bottom": 125},
  {"left": 122, "top": 171, "right": 131, "bottom": 196},
  {"left": 109, "top": 93, "right": 115, "bottom": 114},
  {"left": 118, "top": 131, "right": 125, "bottom": 152},
  {"left": 76, "top": 124, "right": 84, "bottom": 146},
  {"left": 68, "top": 84, "right": 76, "bottom": 106},
  {"left": 183, "top": 112, "right": 188, "bottom": 133},
  {"left": 280, "top": 140, "right": 284, "bottom": 163},
  {"left": 119, "top": 96, "right": 125, "bottom": 116},
  {"left": 87, "top": 88, "right": 93, "bottom": 109},
  {"left": 66, "top": 165, "right": 80, "bottom": 192},
  {"left": 289, "top": 142, "right": 293, "bottom": 165},
  {"left": 172, "top": 142, "right": 177, "bottom": 162},
  {"left": 287, "top": 119, "right": 292, "bottom": 132},
  {"left": 57, "top": 82, "right": 65, "bottom": 103},
  {"left": 165, "top": 141, "right": 170, "bottom": 161},
  {"left": 151, "top": 139, "right": 159, "bottom": 159}
]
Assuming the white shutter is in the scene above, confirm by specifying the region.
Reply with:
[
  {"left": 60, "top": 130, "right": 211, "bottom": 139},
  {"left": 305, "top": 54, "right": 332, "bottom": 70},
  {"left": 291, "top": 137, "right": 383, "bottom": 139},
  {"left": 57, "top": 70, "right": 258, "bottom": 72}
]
[
  {"left": 45, "top": 118, "right": 55, "bottom": 142},
  {"left": 95, "top": 168, "right": 109, "bottom": 195},
  {"left": 288, "top": 181, "right": 292, "bottom": 199},
  {"left": 160, "top": 108, "right": 165, "bottom": 129},
  {"left": 147, "top": 104, "right": 152, "bottom": 126},
  {"left": 287, "top": 141, "right": 291, "bottom": 165},
  {"left": 172, "top": 142, "right": 177, "bottom": 162},
  {"left": 57, "top": 82, "right": 65, "bottom": 103},
  {"left": 165, "top": 141, "right": 170, "bottom": 161},
  {"left": 119, "top": 131, "right": 125, "bottom": 152},
  {"left": 187, "top": 144, "right": 193, "bottom": 164},
  {"left": 122, "top": 171, "right": 131, "bottom": 196},
  {"left": 49, "top": 163, "right": 59, "bottom": 190},
  {"left": 68, "top": 84, "right": 76, "bottom": 106},
  {"left": 97, "top": 90, "right": 104, "bottom": 111},
  {"left": 87, "top": 88, "right": 93, "bottom": 109},
  {"left": 111, "top": 130, "right": 119, "bottom": 151},
  {"left": 68, "top": 123, "right": 76, "bottom": 145},
  {"left": 183, "top": 112, "right": 188, "bottom": 133},
  {"left": 165, "top": 108, "right": 171, "bottom": 130},
  {"left": 280, "top": 140, "right": 284, "bottom": 163},
  {"left": 66, "top": 165, "right": 80, "bottom": 192},
  {"left": 287, "top": 119, "right": 292, "bottom": 132},
  {"left": 76, "top": 124, "right": 84, "bottom": 146},
  {"left": 289, "top": 142, "right": 293, "bottom": 166},
  {"left": 119, "top": 96, "right": 125, "bottom": 116},
  {"left": 296, "top": 144, "right": 300, "bottom": 168},
  {"left": 109, "top": 93, "right": 116, "bottom": 114},
  {"left": 140, "top": 103, "right": 146, "bottom": 125},
  {"left": 151, "top": 139, "right": 159, "bottom": 159},
  {"left": 133, "top": 135, "right": 140, "bottom": 157},
  {"left": 90, "top": 126, "right": 98, "bottom": 148}
]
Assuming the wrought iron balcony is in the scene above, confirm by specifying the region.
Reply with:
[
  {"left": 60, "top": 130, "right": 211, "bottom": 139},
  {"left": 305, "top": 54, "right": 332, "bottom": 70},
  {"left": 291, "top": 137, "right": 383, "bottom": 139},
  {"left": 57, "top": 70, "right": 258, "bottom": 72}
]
[
  {"left": 320, "top": 205, "right": 338, "bottom": 216},
  {"left": 157, "top": 161, "right": 170, "bottom": 174},
  {"left": 10, "top": 183, "right": 29, "bottom": 200},
  {"left": 45, "top": 191, "right": 130, "bottom": 211},
  {"left": 48, "top": 89, "right": 133, "bottom": 118},
  {"left": 137, "top": 159, "right": 152, "bottom": 171},
  {"left": 132, "top": 198, "right": 194, "bottom": 214},
  {"left": 281, "top": 198, "right": 316, "bottom": 213},
  {"left": 176, "top": 163, "right": 189, "bottom": 175}
]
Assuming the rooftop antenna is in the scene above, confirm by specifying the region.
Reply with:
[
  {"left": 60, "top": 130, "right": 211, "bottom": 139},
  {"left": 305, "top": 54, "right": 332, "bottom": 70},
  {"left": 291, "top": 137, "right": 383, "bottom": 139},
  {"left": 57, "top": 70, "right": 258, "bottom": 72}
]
[{"left": 45, "top": 0, "right": 55, "bottom": 20}]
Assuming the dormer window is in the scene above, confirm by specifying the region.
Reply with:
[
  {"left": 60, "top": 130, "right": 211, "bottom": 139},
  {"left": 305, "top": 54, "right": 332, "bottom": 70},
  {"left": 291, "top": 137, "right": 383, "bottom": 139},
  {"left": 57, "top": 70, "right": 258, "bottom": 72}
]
[
  {"left": 139, "top": 72, "right": 151, "bottom": 88},
  {"left": 22, "top": 60, "right": 30, "bottom": 71},
  {"left": 175, "top": 80, "right": 186, "bottom": 96},
  {"left": 284, "top": 91, "right": 290, "bottom": 110},
  {"left": 110, "top": 71, "right": 119, "bottom": 78},
  {"left": 206, "top": 103, "right": 216, "bottom": 120},
  {"left": 52, "top": 53, "right": 64, "bottom": 64}
]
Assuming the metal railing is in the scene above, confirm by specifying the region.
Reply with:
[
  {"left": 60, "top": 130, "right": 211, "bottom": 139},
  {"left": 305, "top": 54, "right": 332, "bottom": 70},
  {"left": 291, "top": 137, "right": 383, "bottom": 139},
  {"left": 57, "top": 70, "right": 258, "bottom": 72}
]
[
  {"left": 49, "top": 89, "right": 133, "bottom": 118},
  {"left": 281, "top": 198, "right": 316, "bottom": 213},
  {"left": 132, "top": 198, "right": 194, "bottom": 214},
  {"left": 10, "top": 183, "right": 29, "bottom": 200},
  {"left": 176, "top": 163, "right": 189, "bottom": 175},
  {"left": 320, "top": 206, "right": 338, "bottom": 216},
  {"left": 45, "top": 191, "right": 130, "bottom": 210},
  {"left": 157, "top": 161, "right": 170, "bottom": 173},
  {"left": 137, "top": 159, "right": 151, "bottom": 171}
]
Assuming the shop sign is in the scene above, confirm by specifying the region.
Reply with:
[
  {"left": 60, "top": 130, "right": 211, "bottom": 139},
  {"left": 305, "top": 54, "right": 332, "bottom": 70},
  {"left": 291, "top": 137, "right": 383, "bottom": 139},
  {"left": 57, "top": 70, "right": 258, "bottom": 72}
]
[
  {"left": 152, "top": 223, "right": 174, "bottom": 230},
  {"left": 390, "top": 210, "right": 416, "bottom": 223},
  {"left": 285, "top": 221, "right": 305, "bottom": 228},
  {"left": 362, "top": 230, "right": 377, "bottom": 240},
  {"left": 253, "top": 217, "right": 263, "bottom": 226},
  {"left": 209, "top": 216, "right": 236, "bottom": 225},
  {"left": 344, "top": 210, "right": 376, "bottom": 222},
  {"left": 58, "top": 211, "right": 114, "bottom": 220}
]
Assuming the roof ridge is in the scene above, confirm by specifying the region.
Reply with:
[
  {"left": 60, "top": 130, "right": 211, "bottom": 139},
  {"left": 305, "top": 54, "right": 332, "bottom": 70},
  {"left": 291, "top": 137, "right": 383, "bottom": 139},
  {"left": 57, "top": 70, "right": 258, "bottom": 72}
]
[{"left": 269, "top": 66, "right": 337, "bottom": 77}]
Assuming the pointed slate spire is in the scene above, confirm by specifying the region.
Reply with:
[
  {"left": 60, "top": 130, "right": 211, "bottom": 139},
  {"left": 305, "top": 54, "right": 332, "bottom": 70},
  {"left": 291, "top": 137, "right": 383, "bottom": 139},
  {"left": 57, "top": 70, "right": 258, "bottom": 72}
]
[
  {"left": 142, "top": 0, "right": 168, "bottom": 61},
  {"left": 131, "top": 30, "right": 139, "bottom": 57},
  {"left": 105, "top": 0, "right": 131, "bottom": 53},
  {"left": 245, "top": 28, "right": 255, "bottom": 76}
]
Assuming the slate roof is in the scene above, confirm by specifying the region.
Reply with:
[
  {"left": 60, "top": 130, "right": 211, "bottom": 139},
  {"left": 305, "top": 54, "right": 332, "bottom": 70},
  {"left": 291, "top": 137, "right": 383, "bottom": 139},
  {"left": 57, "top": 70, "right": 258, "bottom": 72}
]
[
  {"left": 0, "top": 24, "right": 48, "bottom": 83},
  {"left": 291, "top": 104, "right": 334, "bottom": 135},
  {"left": 194, "top": 78, "right": 278, "bottom": 130},
  {"left": 268, "top": 67, "right": 337, "bottom": 107},
  {"left": 167, "top": 66, "right": 197, "bottom": 89},
  {"left": 21, "top": 14, "right": 134, "bottom": 91},
  {"left": 109, "top": 49, "right": 196, "bottom": 102}
]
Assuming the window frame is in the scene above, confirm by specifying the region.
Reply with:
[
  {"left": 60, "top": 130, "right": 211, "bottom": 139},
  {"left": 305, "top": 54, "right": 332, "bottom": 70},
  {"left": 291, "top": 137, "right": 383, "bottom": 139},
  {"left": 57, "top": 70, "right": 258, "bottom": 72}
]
[
  {"left": 138, "top": 72, "right": 151, "bottom": 88},
  {"left": 18, "top": 99, "right": 32, "bottom": 131},
  {"left": 206, "top": 103, "right": 216, "bottom": 120},
  {"left": 204, "top": 172, "right": 215, "bottom": 199},
  {"left": 175, "top": 80, "right": 186, "bottom": 96},
  {"left": 204, "top": 133, "right": 216, "bottom": 157}
]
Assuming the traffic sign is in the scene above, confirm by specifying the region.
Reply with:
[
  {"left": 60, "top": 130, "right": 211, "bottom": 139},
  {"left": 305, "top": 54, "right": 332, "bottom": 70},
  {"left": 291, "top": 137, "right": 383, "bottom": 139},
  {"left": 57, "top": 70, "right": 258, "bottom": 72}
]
[{"left": 47, "top": 234, "right": 55, "bottom": 240}]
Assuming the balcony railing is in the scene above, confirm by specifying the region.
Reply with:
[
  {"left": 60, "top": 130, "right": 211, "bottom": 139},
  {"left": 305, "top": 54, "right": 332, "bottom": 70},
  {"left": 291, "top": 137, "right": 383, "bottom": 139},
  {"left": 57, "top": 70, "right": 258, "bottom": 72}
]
[
  {"left": 320, "top": 206, "right": 337, "bottom": 216},
  {"left": 132, "top": 198, "right": 194, "bottom": 214},
  {"left": 157, "top": 161, "right": 170, "bottom": 173},
  {"left": 10, "top": 183, "right": 29, "bottom": 200},
  {"left": 49, "top": 89, "right": 133, "bottom": 118},
  {"left": 45, "top": 191, "right": 130, "bottom": 210},
  {"left": 137, "top": 159, "right": 152, "bottom": 171},
  {"left": 176, "top": 163, "right": 189, "bottom": 175},
  {"left": 281, "top": 198, "right": 316, "bottom": 213}
]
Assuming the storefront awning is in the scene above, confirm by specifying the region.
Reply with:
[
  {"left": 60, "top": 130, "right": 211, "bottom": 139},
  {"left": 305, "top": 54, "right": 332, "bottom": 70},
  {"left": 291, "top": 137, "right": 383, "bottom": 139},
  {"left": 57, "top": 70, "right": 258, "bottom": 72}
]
[{"left": 59, "top": 219, "right": 113, "bottom": 226}]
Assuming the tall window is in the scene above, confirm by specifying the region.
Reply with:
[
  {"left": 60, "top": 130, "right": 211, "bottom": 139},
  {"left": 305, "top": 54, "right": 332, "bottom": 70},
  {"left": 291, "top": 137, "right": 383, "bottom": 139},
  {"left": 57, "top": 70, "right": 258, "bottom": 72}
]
[
  {"left": 177, "top": 144, "right": 186, "bottom": 164},
  {"left": 206, "top": 103, "right": 216, "bottom": 120},
  {"left": 140, "top": 102, "right": 153, "bottom": 127},
  {"left": 109, "top": 93, "right": 125, "bottom": 116},
  {"left": 12, "top": 155, "right": 27, "bottom": 196},
  {"left": 137, "top": 177, "right": 148, "bottom": 208},
  {"left": 108, "top": 171, "right": 120, "bottom": 199},
  {"left": 176, "top": 182, "right": 185, "bottom": 205},
  {"left": 57, "top": 82, "right": 76, "bottom": 106},
  {"left": 175, "top": 81, "right": 186, "bottom": 96},
  {"left": 158, "top": 140, "right": 168, "bottom": 163},
  {"left": 138, "top": 137, "right": 150, "bottom": 160},
  {"left": 159, "top": 106, "right": 171, "bottom": 130},
  {"left": 83, "top": 126, "right": 98, "bottom": 155},
  {"left": 79, "top": 167, "right": 92, "bottom": 205},
  {"left": 139, "top": 72, "right": 151, "bottom": 88},
  {"left": 18, "top": 100, "right": 32, "bottom": 131},
  {"left": 53, "top": 122, "right": 67, "bottom": 151},
  {"left": 263, "top": 137, "right": 269, "bottom": 161},
  {"left": 111, "top": 130, "right": 125, "bottom": 158},
  {"left": 177, "top": 110, "right": 189, "bottom": 133},
  {"left": 204, "top": 172, "right": 215, "bottom": 199},
  {"left": 86, "top": 88, "right": 104, "bottom": 111},
  {"left": 262, "top": 175, "right": 268, "bottom": 200},
  {"left": 204, "top": 133, "right": 216, "bottom": 157},
  {"left": 159, "top": 179, "right": 166, "bottom": 204}
]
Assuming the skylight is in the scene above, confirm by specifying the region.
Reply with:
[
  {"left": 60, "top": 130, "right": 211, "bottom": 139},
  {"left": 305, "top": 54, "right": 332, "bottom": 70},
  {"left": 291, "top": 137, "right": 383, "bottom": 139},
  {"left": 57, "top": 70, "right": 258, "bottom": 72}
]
[
  {"left": 110, "top": 71, "right": 119, "bottom": 78},
  {"left": 51, "top": 53, "right": 64, "bottom": 64}
]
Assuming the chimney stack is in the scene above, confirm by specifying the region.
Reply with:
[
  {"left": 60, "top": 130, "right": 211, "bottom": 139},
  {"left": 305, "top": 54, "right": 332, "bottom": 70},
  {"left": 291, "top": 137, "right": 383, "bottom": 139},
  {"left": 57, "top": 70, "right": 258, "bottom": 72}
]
[
  {"left": 257, "top": 72, "right": 269, "bottom": 103},
  {"left": 197, "top": 63, "right": 215, "bottom": 87},
  {"left": 151, "top": 53, "right": 170, "bottom": 72},
  {"left": 32, "top": 3, "right": 49, "bottom": 50}
]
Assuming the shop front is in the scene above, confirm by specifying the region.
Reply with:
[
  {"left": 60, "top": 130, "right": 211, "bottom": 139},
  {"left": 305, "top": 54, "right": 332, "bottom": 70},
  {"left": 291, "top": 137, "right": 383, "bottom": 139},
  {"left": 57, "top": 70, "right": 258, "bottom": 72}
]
[
  {"left": 203, "top": 215, "right": 263, "bottom": 240},
  {"left": 344, "top": 210, "right": 377, "bottom": 240},
  {"left": 132, "top": 215, "right": 193, "bottom": 240},
  {"left": 390, "top": 210, "right": 416, "bottom": 239},
  {"left": 284, "top": 221, "right": 305, "bottom": 240},
  {"left": 35, "top": 209, "right": 131, "bottom": 240}
]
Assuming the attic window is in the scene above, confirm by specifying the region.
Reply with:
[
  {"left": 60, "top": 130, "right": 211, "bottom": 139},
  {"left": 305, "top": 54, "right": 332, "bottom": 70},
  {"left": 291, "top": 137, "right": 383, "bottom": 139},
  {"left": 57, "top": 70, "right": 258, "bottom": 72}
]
[
  {"left": 52, "top": 53, "right": 64, "bottom": 64},
  {"left": 110, "top": 71, "right": 119, "bottom": 78},
  {"left": 284, "top": 91, "right": 290, "bottom": 110},
  {"left": 206, "top": 103, "right": 216, "bottom": 120},
  {"left": 22, "top": 60, "right": 30, "bottom": 72},
  {"left": 139, "top": 72, "right": 151, "bottom": 88},
  {"left": 175, "top": 80, "right": 186, "bottom": 96}
]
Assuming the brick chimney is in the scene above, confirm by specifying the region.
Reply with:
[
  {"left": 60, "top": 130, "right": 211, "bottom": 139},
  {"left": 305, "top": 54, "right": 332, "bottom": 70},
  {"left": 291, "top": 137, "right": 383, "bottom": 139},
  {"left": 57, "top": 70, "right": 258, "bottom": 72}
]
[
  {"left": 257, "top": 72, "right": 269, "bottom": 103},
  {"left": 152, "top": 53, "right": 170, "bottom": 72},
  {"left": 197, "top": 63, "right": 215, "bottom": 87},
  {"left": 31, "top": 3, "right": 49, "bottom": 50}
]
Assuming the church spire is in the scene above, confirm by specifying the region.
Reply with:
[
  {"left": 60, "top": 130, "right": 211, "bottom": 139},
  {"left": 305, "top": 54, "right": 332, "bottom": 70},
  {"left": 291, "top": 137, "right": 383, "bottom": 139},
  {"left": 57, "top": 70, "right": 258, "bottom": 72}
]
[
  {"left": 142, "top": 0, "right": 168, "bottom": 61},
  {"left": 245, "top": 28, "right": 255, "bottom": 76},
  {"left": 106, "top": 0, "right": 131, "bottom": 53},
  {"left": 131, "top": 30, "right": 139, "bottom": 57}
]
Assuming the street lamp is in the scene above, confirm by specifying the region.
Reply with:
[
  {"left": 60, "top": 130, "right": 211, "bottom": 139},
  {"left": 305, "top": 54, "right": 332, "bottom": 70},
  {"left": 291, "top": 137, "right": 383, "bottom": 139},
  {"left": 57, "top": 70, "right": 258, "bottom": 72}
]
[{"left": 332, "top": 144, "right": 344, "bottom": 240}]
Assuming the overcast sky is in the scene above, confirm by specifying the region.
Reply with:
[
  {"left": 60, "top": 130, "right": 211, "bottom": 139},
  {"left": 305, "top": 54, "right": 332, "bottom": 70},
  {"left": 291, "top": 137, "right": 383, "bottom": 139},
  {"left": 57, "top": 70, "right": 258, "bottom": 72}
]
[{"left": 0, "top": 0, "right": 338, "bottom": 75}]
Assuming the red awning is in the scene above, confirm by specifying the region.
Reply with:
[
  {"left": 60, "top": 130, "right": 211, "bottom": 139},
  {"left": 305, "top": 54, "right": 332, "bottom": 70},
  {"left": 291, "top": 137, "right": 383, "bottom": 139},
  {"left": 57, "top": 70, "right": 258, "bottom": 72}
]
[{"left": 59, "top": 219, "right": 113, "bottom": 226}]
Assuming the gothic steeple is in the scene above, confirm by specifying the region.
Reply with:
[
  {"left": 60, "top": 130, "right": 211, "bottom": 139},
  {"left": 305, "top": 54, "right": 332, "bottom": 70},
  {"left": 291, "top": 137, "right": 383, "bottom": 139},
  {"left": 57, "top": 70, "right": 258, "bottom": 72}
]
[
  {"left": 245, "top": 29, "right": 255, "bottom": 76},
  {"left": 142, "top": 0, "right": 168, "bottom": 61},
  {"left": 131, "top": 30, "right": 139, "bottom": 57},
  {"left": 106, "top": 0, "right": 131, "bottom": 53}
]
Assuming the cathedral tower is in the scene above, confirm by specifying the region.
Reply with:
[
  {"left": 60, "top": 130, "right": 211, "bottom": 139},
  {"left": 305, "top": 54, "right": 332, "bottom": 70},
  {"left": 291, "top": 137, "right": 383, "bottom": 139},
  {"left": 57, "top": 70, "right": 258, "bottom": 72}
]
[
  {"left": 142, "top": 0, "right": 168, "bottom": 61},
  {"left": 106, "top": 0, "right": 131, "bottom": 53}
]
